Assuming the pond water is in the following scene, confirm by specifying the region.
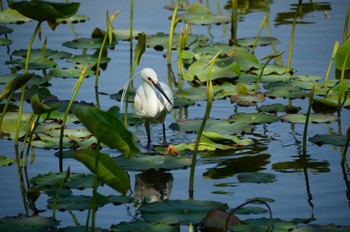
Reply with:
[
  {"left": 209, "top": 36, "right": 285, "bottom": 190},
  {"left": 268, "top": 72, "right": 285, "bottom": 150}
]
[{"left": 0, "top": 0, "right": 350, "bottom": 231}]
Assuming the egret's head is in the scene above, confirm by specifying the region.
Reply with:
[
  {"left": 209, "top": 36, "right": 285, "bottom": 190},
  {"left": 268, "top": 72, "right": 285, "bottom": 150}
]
[{"left": 141, "top": 68, "right": 159, "bottom": 85}]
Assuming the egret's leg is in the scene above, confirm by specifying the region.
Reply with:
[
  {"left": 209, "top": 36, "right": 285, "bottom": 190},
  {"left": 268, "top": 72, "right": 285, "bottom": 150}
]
[
  {"left": 162, "top": 123, "right": 167, "bottom": 146},
  {"left": 144, "top": 121, "right": 151, "bottom": 146}
]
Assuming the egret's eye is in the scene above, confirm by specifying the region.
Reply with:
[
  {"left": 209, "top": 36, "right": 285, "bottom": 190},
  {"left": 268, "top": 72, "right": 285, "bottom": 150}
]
[{"left": 147, "top": 77, "right": 152, "bottom": 81}]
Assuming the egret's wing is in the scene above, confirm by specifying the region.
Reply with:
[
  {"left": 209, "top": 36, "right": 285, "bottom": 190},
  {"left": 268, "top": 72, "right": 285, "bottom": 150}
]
[
  {"left": 134, "top": 87, "right": 144, "bottom": 117},
  {"left": 158, "top": 82, "right": 174, "bottom": 112}
]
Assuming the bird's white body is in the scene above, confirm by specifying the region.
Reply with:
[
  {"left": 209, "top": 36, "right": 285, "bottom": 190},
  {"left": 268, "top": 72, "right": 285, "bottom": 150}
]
[{"left": 121, "top": 68, "right": 173, "bottom": 145}]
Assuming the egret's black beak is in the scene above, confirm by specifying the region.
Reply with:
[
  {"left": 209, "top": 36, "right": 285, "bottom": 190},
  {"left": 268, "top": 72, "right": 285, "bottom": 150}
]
[{"left": 153, "top": 82, "right": 173, "bottom": 106}]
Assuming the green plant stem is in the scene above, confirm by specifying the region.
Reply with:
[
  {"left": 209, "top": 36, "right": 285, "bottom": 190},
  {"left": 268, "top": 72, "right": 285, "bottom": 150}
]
[
  {"left": 19, "top": 113, "right": 35, "bottom": 166},
  {"left": 52, "top": 167, "right": 70, "bottom": 218},
  {"left": 286, "top": 0, "right": 302, "bottom": 72},
  {"left": 129, "top": 0, "right": 134, "bottom": 83},
  {"left": 90, "top": 147, "right": 101, "bottom": 232},
  {"left": 189, "top": 51, "right": 220, "bottom": 199},
  {"left": 167, "top": 0, "right": 180, "bottom": 68},
  {"left": 252, "top": 14, "right": 268, "bottom": 55},
  {"left": 230, "top": 0, "right": 237, "bottom": 45},
  {"left": 59, "top": 64, "right": 88, "bottom": 172},
  {"left": 15, "top": 21, "right": 42, "bottom": 146},
  {"left": 324, "top": 41, "right": 339, "bottom": 96},
  {"left": 23, "top": 115, "right": 41, "bottom": 167},
  {"left": 303, "top": 84, "right": 315, "bottom": 156}
]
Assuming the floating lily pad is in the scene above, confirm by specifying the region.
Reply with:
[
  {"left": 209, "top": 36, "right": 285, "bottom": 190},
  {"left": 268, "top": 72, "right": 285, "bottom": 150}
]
[
  {"left": 6, "top": 57, "right": 57, "bottom": 70},
  {"left": 231, "top": 93, "right": 265, "bottom": 106},
  {"left": 234, "top": 206, "right": 268, "bottom": 215},
  {"left": 229, "top": 113, "right": 279, "bottom": 124},
  {"left": 0, "top": 8, "right": 31, "bottom": 24},
  {"left": 258, "top": 103, "right": 302, "bottom": 114},
  {"left": 231, "top": 218, "right": 297, "bottom": 231},
  {"left": 281, "top": 113, "right": 338, "bottom": 124},
  {"left": 176, "top": 3, "right": 230, "bottom": 25},
  {"left": 313, "top": 95, "right": 350, "bottom": 109},
  {"left": 63, "top": 38, "right": 115, "bottom": 50},
  {"left": 0, "top": 38, "right": 12, "bottom": 46},
  {"left": 237, "top": 37, "right": 280, "bottom": 47},
  {"left": 57, "top": 226, "right": 108, "bottom": 232},
  {"left": 265, "top": 83, "right": 308, "bottom": 99},
  {"left": 67, "top": 54, "right": 110, "bottom": 66},
  {"left": 55, "top": 14, "right": 89, "bottom": 24},
  {"left": 139, "top": 199, "right": 228, "bottom": 224},
  {"left": 48, "top": 193, "right": 132, "bottom": 211},
  {"left": 110, "top": 220, "right": 178, "bottom": 232},
  {"left": 0, "top": 155, "right": 16, "bottom": 166},
  {"left": 0, "top": 112, "right": 30, "bottom": 139},
  {"left": 309, "top": 134, "right": 349, "bottom": 147},
  {"left": 252, "top": 64, "right": 286, "bottom": 76},
  {"left": 49, "top": 66, "right": 95, "bottom": 78},
  {"left": 185, "top": 56, "right": 241, "bottom": 83},
  {"left": 113, "top": 154, "right": 192, "bottom": 171},
  {"left": 0, "top": 215, "right": 59, "bottom": 232},
  {"left": 0, "top": 25, "right": 13, "bottom": 34},
  {"left": 292, "top": 224, "right": 350, "bottom": 231},
  {"left": 12, "top": 48, "right": 72, "bottom": 60},
  {"left": 146, "top": 32, "right": 208, "bottom": 51},
  {"left": 237, "top": 172, "right": 276, "bottom": 184},
  {"left": 92, "top": 27, "right": 143, "bottom": 41}
]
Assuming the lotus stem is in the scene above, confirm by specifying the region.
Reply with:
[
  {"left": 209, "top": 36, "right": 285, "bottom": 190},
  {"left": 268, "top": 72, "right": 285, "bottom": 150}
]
[
  {"left": 167, "top": 0, "right": 180, "bottom": 70},
  {"left": 286, "top": 0, "right": 302, "bottom": 72},
  {"left": 252, "top": 14, "right": 268, "bottom": 55},
  {"left": 230, "top": 0, "right": 238, "bottom": 45},
  {"left": 52, "top": 167, "right": 71, "bottom": 218},
  {"left": 303, "top": 84, "right": 315, "bottom": 156},
  {"left": 341, "top": 127, "right": 350, "bottom": 163},
  {"left": 177, "top": 27, "right": 184, "bottom": 90},
  {"left": 324, "top": 41, "right": 339, "bottom": 97},
  {"left": 129, "top": 0, "right": 134, "bottom": 84},
  {"left": 59, "top": 64, "right": 88, "bottom": 172},
  {"left": 189, "top": 51, "right": 220, "bottom": 199},
  {"left": 337, "top": 45, "right": 350, "bottom": 110},
  {"left": 15, "top": 21, "right": 42, "bottom": 145}
]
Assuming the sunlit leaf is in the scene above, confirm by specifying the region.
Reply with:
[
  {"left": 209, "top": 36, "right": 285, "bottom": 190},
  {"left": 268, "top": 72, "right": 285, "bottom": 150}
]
[
  {"left": 0, "top": 73, "right": 34, "bottom": 99},
  {"left": 0, "top": 155, "right": 16, "bottom": 166},
  {"left": 229, "top": 113, "right": 279, "bottom": 124},
  {"left": 335, "top": 38, "right": 350, "bottom": 70},
  {"left": 237, "top": 37, "right": 280, "bottom": 47},
  {"left": 74, "top": 148, "right": 130, "bottom": 195},
  {"left": 49, "top": 66, "right": 95, "bottom": 78},
  {"left": 74, "top": 106, "right": 139, "bottom": 157},
  {"left": 0, "top": 8, "right": 31, "bottom": 24},
  {"left": 280, "top": 113, "right": 338, "bottom": 124}
]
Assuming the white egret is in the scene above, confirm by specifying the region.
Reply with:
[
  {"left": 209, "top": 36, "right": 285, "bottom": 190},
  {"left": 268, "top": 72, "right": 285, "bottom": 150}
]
[{"left": 121, "top": 68, "right": 174, "bottom": 147}]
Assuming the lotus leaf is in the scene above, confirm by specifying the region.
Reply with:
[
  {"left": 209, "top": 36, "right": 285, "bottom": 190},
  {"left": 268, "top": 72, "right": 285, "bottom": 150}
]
[
  {"left": 58, "top": 226, "right": 108, "bottom": 232},
  {"left": 9, "top": 1, "right": 80, "bottom": 22},
  {"left": 47, "top": 193, "right": 131, "bottom": 211},
  {"left": 0, "top": 112, "right": 30, "bottom": 139},
  {"left": 193, "top": 44, "right": 249, "bottom": 56},
  {"left": 54, "top": 14, "right": 89, "bottom": 25},
  {"left": 0, "top": 215, "right": 59, "bottom": 232},
  {"left": 0, "top": 38, "right": 12, "bottom": 46},
  {"left": 237, "top": 37, "right": 280, "bottom": 47},
  {"left": 110, "top": 220, "right": 178, "bottom": 232},
  {"left": 229, "top": 113, "right": 279, "bottom": 124},
  {"left": 63, "top": 38, "right": 115, "bottom": 50},
  {"left": 231, "top": 92, "right": 265, "bottom": 106},
  {"left": 74, "top": 106, "right": 139, "bottom": 157},
  {"left": 31, "top": 134, "right": 72, "bottom": 149},
  {"left": 67, "top": 54, "right": 110, "bottom": 66},
  {"left": 336, "top": 38, "right": 350, "bottom": 70},
  {"left": 6, "top": 57, "right": 57, "bottom": 70},
  {"left": 231, "top": 218, "right": 297, "bottom": 231},
  {"left": 185, "top": 56, "right": 240, "bottom": 83},
  {"left": 252, "top": 64, "right": 286, "bottom": 76},
  {"left": 237, "top": 172, "right": 276, "bottom": 184},
  {"left": 92, "top": 27, "right": 143, "bottom": 41},
  {"left": 176, "top": 3, "right": 230, "bottom": 25},
  {"left": 313, "top": 95, "right": 350, "bottom": 109},
  {"left": 113, "top": 154, "right": 192, "bottom": 171},
  {"left": 281, "top": 113, "right": 338, "bottom": 124},
  {"left": 0, "top": 155, "right": 15, "bottom": 166},
  {"left": 139, "top": 199, "right": 228, "bottom": 224},
  {"left": 292, "top": 224, "right": 350, "bottom": 231},
  {"left": 49, "top": 66, "right": 95, "bottom": 78},
  {"left": 258, "top": 103, "right": 301, "bottom": 114},
  {"left": 12, "top": 48, "right": 72, "bottom": 60},
  {"left": 145, "top": 32, "right": 208, "bottom": 51},
  {"left": 265, "top": 83, "right": 308, "bottom": 99},
  {"left": 309, "top": 134, "right": 349, "bottom": 147},
  {"left": 0, "top": 8, "right": 31, "bottom": 24}
]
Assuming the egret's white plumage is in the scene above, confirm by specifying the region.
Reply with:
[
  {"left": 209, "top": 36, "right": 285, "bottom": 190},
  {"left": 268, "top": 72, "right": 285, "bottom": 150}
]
[{"left": 121, "top": 68, "right": 173, "bottom": 146}]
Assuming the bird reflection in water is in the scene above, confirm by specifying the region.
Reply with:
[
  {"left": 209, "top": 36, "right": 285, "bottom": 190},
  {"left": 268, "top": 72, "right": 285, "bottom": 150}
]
[{"left": 134, "top": 169, "right": 173, "bottom": 203}]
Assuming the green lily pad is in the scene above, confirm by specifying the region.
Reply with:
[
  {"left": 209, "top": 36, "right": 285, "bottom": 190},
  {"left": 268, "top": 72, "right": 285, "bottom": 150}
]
[
  {"left": 49, "top": 66, "right": 95, "bottom": 78},
  {"left": 47, "top": 193, "right": 132, "bottom": 211},
  {"left": 139, "top": 199, "right": 228, "bottom": 224},
  {"left": 237, "top": 172, "right": 276, "bottom": 184},
  {"left": 55, "top": 14, "right": 89, "bottom": 24},
  {"left": 0, "top": 112, "right": 30, "bottom": 139},
  {"left": 185, "top": 56, "right": 241, "bottom": 83},
  {"left": 63, "top": 38, "right": 115, "bottom": 50},
  {"left": 110, "top": 220, "right": 178, "bottom": 232},
  {"left": 229, "top": 113, "right": 279, "bottom": 124},
  {"left": 252, "top": 64, "right": 286, "bottom": 76},
  {"left": 0, "top": 38, "right": 12, "bottom": 46},
  {"left": 113, "top": 154, "right": 192, "bottom": 171},
  {"left": 5, "top": 57, "right": 57, "bottom": 70},
  {"left": 12, "top": 48, "right": 72, "bottom": 60},
  {"left": 9, "top": 1, "right": 80, "bottom": 22},
  {"left": 66, "top": 54, "right": 110, "bottom": 66},
  {"left": 230, "top": 93, "right": 265, "bottom": 106},
  {"left": 258, "top": 103, "right": 302, "bottom": 114},
  {"left": 313, "top": 95, "right": 350, "bottom": 108},
  {"left": 292, "top": 224, "right": 350, "bottom": 231},
  {"left": 234, "top": 206, "right": 268, "bottom": 215},
  {"left": 31, "top": 133, "right": 72, "bottom": 149},
  {"left": 0, "top": 155, "right": 16, "bottom": 166},
  {"left": 176, "top": 3, "right": 230, "bottom": 25},
  {"left": 0, "top": 215, "right": 59, "bottom": 232},
  {"left": 280, "top": 113, "right": 338, "bottom": 124},
  {"left": 265, "top": 83, "right": 308, "bottom": 99},
  {"left": 146, "top": 32, "right": 208, "bottom": 51},
  {"left": 309, "top": 134, "right": 349, "bottom": 146},
  {"left": 92, "top": 27, "right": 144, "bottom": 41},
  {"left": 0, "top": 25, "right": 13, "bottom": 34},
  {"left": 57, "top": 226, "right": 108, "bottom": 232},
  {"left": 231, "top": 218, "right": 297, "bottom": 231},
  {"left": 0, "top": 8, "right": 31, "bottom": 24},
  {"left": 237, "top": 37, "right": 280, "bottom": 47}
]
